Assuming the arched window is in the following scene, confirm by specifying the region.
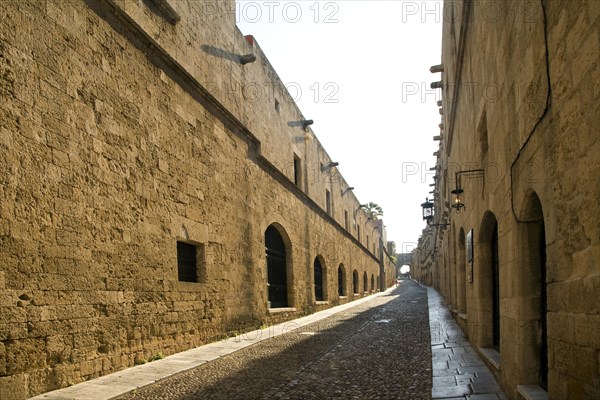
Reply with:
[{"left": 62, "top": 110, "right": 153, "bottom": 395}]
[
  {"left": 314, "top": 257, "right": 324, "bottom": 301},
  {"left": 265, "top": 225, "right": 288, "bottom": 308},
  {"left": 338, "top": 265, "right": 346, "bottom": 296}
]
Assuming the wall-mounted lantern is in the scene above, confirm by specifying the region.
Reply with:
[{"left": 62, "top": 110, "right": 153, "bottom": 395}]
[
  {"left": 451, "top": 188, "right": 465, "bottom": 211},
  {"left": 451, "top": 169, "right": 485, "bottom": 212},
  {"left": 421, "top": 197, "right": 450, "bottom": 227},
  {"left": 421, "top": 198, "right": 434, "bottom": 223}
]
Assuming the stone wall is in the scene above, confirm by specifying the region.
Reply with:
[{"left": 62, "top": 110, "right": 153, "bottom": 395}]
[
  {"left": 417, "top": 0, "right": 600, "bottom": 399},
  {"left": 413, "top": 226, "right": 436, "bottom": 287},
  {"left": 0, "top": 1, "right": 394, "bottom": 398}
]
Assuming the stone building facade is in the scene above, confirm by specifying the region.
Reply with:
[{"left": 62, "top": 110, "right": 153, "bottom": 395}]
[
  {"left": 413, "top": 227, "right": 436, "bottom": 286},
  {"left": 0, "top": 1, "right": 395, "bottom": 398},
  {"left": 412, "top": 1, "right": 600, "bottom": 399}
]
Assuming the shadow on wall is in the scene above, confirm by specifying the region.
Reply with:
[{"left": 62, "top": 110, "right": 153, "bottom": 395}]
[{"left": 201, "top": 44, "right": 244, "bottom": 63}]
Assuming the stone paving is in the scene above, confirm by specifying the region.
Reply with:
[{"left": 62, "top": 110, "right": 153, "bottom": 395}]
[
  {"left": 28, "top": 281, "right": 506, "bottom": 400},
  {"left": 115, "top": 280, "right": 432, "bottom": 400},
  {"left": 28, "top": 287, "right": 399, "bottom": 400},
  {"left": 428, "top": 287, "right": 507, "bottom": 400}
]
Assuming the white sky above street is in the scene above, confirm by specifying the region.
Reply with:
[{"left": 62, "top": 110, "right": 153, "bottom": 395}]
[{"left": 236, "top": 0, "right": 443, "bottom": 253}]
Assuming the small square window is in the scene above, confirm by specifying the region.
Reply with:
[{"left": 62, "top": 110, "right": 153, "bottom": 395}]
[{"left": 177, "top": 241, "right": 199, "bottom": 282}]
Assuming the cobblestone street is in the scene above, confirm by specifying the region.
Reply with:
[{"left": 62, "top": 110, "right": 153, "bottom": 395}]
[{"left": 117, "top": 280, "right": 431, "bottom": 400}]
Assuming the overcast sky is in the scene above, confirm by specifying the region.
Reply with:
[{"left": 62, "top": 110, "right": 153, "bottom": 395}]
[{"left": 236, "top": 0, "right": 443, "bottom": 254}]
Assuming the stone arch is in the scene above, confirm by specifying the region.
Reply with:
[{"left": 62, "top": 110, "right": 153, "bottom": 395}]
[
  {"left": 517, "top": 191, "right": 548, "bottom": 389},
  {"left": 352, "top": 269, "right": 359, "bottom": 295},
  {"left": 265, "top": 223, "right": 293, "bottom": 308},
  {"left": 457, "top": 227, "right": 467, "bottom": 314},
  {"left": 478, "top": 211, "right": 500, "bottom": 351},
  {"left": 337, "top": 264, "right": 346, "bottom": 297},
  {"left": 313, "top": 255, "right": 327, "bottom": 302}
]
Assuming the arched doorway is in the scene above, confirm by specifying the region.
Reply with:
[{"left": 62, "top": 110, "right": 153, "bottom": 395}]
[
  {"left": 371, "top": 274, "right": 375, "bottom": 292},
  {"left": 314, "top": 257, "right": 324, "bottom": 301},
  {"left": 479, "top": 212, "right": 500, "bottom": 351},
  {"left": 491, "top": 222, "right": 500, "bottom": 350},
  {"left": 519, "top": 192, "right": 548, "bottom": 389},
  {"left": 338, "top": 264, "right": 346, "bottom": 296},
  {"left": 353, "top": 270, "right": 359, "bottom": 294},
  {"left": 457, "top": 228, "right": 466, "bottom": 313},
  {"left": 539, "top": 220, "right": 548, "bottom": 389},
  {"left": 446, "top": 252, "right": 453, "bottom": 309},
  {"left": 265, "top": 225, "right": 288, "bottom": 308},
  {"left": 363, "top": 272, "right": 368, "bottom": 293}
]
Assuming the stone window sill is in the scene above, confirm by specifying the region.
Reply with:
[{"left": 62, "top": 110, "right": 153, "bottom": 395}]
[
  {"left": 517, "top": 385, "right": 548, "bottom": 400},
  {"left": 339, "top": 296, "right": 348, "bottom": 299},
  {"left": 268, "top": 307, "right": 296, "bottom": 314},
  {"left": 479, "top": 347, "right": 501, "bottom": 370},
  {"left": 315, "top": 301, "right": 329, "bottom": 305}
]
